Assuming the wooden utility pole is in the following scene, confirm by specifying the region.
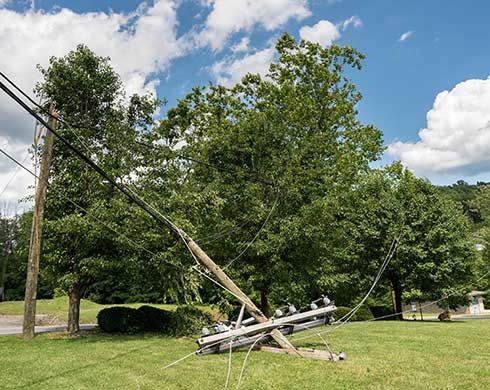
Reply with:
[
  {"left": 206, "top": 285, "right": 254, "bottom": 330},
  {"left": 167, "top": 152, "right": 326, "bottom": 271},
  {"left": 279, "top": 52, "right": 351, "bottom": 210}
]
[
  {"left": 23, "top": 105, "right": 57, "bottom": 339},
  {"left": 178, "top": 229, "right": 301, "bottom": 355}
]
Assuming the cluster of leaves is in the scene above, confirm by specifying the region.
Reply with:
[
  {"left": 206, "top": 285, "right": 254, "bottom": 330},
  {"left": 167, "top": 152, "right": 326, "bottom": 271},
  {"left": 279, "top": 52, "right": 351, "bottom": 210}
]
[{"left": 0, "top": 212, "right": 52, "bottom": 301}]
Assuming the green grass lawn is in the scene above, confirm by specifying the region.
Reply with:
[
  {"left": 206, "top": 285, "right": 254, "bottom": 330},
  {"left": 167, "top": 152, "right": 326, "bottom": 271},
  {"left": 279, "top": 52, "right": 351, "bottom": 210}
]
[
  {"left": 1, "top": 320, "right": 489, "bottom": 389},
  {"left": 0, "top": 297, "right": 210, "bottom": 324}
]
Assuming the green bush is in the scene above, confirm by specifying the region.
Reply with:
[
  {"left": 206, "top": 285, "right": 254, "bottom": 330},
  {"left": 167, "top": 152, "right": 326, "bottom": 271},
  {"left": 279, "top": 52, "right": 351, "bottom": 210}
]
[
  {"left": 369, "top": 305, "right": 395, "bottom": 320},
  {"left": 97, "top": 305, "right": 212, "bottom": 336},
  {"left": 137, "top": 305, "right": 173, "bottom": 332},
  {"left": 97, "top": 307, "right": 144, "bottom": 333},
  {"left": 170, "top": 305, "right": 213, "bottom": 337},
  {"left": 334, "top": 305, "right": 374, "bottom": 322}
]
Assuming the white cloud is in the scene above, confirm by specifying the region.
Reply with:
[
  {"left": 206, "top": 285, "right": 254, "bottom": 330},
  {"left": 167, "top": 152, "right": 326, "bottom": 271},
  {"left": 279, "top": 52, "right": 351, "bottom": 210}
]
[
  {"left": 341, "top": 15, "right": 362, "bottom": 30},
  {"left": 299, "top": 19, "right": 341, "bottom": 47},
  {"left": 398, "top": 30, "right": 413, "bottom": 42},
  {"left": 0, "top": 1, "right": 186, "bottom": 204},
  {"left": 0, "top": 1, "right": 184, "bottom": 141},
  {"left": 388, "top": 76, "right": 490, "bottom": 178},
  {"left": 0, "top": 136, "right": 34, "bottom": 209},
  {"left": 231, "top": 37, "right": 250, "bottom": 53},
  {"left": 211, "top": 45, "right": 275, "bottom": 87},
  {"left": 199, "top": 0, "right": 310, "bottom": 50}
]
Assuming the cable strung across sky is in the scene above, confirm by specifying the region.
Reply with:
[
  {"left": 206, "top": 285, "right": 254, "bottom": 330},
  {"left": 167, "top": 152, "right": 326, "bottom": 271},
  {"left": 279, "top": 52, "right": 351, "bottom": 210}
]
[{"left": 0, "top": 77, "right": 178, "bottom": 235}]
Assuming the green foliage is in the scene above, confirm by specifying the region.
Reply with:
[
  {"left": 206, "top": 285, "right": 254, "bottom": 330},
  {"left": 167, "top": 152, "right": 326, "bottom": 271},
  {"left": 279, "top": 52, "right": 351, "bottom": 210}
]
[
  {"left": 334, "top": 305, "right": 373, "bottom": 321},
  {"left": 136, "top": 305, "right": 173, "bottom": 332},
  {"left": 170, "top": 305, "right": 213, "bottom": 337},
  {"left": 53, "top": 287, "right": 67, "bottom": 298},
  {"left": 368, "top": 305, "right": 394, "bottom": 319},
  {"left": 96, "top": 305, "right": 211, "bottom": 336},
  {"left": 0, "top": 212, "right": 52, "bottom": 301},
  {"left": 439, "top": 180, "right": 489, "bottom": 225},
  {"left": 97, "top": 307, "right": 144, "bottom": 333},
  {"left": 153, "top": 32, "right": 383, "bottom": 312},
  {"left": 336, "top": 163, "right": 478, "bottom": 313},
  {"left": 36, "top": 45, "right": 198, "bottom": 314}
]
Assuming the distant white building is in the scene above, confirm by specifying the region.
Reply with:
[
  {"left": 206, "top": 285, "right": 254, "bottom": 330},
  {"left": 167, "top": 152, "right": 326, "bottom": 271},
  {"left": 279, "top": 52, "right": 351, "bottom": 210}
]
[{"left": 467, "top": 291, "right": 487, "bottom": 315}]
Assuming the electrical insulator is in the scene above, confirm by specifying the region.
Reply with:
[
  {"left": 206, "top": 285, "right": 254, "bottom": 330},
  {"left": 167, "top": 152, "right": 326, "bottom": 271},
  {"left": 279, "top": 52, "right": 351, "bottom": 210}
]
[{"left": 288, "top": 304, "right": 297, "bottom": 315}]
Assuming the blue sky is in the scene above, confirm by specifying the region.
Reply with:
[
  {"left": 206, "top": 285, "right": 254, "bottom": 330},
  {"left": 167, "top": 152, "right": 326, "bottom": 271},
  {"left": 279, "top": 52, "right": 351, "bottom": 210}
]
[{"left": 1, "top": 0, "right": 490, "bottom": 205}]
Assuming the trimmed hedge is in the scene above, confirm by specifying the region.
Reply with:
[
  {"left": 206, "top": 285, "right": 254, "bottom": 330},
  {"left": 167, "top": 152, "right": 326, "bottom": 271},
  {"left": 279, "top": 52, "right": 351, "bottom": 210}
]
[
  {"left": 97, "top": 306, "right": 144, "bottom": 333},
  {"left": 97, "top": 305, "right": 211, "bottom": 335},
  {"left": 137, "top": 305, "right": 173, "bottom": 332},
  {"left": 334, "top": 305, "right": 374, "bottom": 322},
  {"left": 369, "top": 305, "right": 395, "bottom": 320}
]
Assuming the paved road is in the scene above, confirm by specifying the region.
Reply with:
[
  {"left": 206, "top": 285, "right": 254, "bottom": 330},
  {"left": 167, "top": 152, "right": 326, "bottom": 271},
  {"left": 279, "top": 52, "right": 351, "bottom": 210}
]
[{"left": 0, "top": 323, "right": 96, "bottom": 336}]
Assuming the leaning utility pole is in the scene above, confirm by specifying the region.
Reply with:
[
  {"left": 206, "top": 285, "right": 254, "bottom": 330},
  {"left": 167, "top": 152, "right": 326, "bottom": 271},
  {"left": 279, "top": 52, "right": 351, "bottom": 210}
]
[{"left": 22, "top": 105, "right": 57, "bottom": 339}]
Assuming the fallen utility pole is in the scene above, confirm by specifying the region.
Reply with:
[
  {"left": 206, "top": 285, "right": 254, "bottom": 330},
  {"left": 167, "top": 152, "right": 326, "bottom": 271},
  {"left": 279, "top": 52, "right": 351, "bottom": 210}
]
[
  {"left": 177, "top": 228, "right": 301, "bottom": 355},
  {"left": 197, "top": 296, "right": 342, "bottom": 360},
  {"left": 23, "top": 104, "right": 57, "bottom": 339}
]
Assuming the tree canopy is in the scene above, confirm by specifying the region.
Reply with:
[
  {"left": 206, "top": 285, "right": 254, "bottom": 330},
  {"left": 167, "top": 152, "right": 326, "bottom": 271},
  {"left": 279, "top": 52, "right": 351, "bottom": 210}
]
[{"left": 4, "top": 35, "right": 482, "bottom": 328}]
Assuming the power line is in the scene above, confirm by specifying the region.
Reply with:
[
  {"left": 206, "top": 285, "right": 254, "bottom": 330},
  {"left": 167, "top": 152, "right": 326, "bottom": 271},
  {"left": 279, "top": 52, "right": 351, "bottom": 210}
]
[
  {"left": 196, "top": 219, "right": 250, "bottom": 244},
  {"left": 222, "top": 195, "right": 279, "bottom": 270},
  {"left": 0, "top": 77, "right": 177, "bottom": 234},
  {"left": 0, "top": 151, "right": 29, "bottom": 198},
  {"left": 1, "top": 145, "right": 258, "bottom": 310},
  {"left": 0, "top": 147, "right": 185, "bottom": 272},
  {"left": 0, "top": 75, "right": 263, "bottom": 307}
]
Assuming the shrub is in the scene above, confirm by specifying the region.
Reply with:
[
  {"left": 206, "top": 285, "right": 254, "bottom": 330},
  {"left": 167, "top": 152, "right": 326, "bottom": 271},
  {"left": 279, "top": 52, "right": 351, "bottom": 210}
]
[
  {"left": 97, "top": 305, "right": 212, "bottom": 335},
  {"left": 137, "top": 305, "right": 173, "bottom": 332},
  {"left": 97, "top": 307, "right": 144, "bottom": 333},
  {"left": 170, "top": 305, "right": 213, "bottom": 337},
  {"left": 369, "top": 305, "right": 395, "bottom": 320},
  {"left": 334, "top": 305, "right": 374, "bottom": 322}
]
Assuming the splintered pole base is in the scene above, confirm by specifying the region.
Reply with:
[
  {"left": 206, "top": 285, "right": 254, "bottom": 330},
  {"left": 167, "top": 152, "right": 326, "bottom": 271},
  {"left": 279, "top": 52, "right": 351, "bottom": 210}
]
[{"left": 259, "top": 346, "right": 344, "bottom": 361}]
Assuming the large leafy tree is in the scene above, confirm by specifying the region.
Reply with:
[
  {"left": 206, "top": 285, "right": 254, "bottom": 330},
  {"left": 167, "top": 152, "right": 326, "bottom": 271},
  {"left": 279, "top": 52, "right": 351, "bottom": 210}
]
[
  {"left": 36, "top": 45, "right": 193, "bottom": 333},
  {"left": 340, "top": 163, "right": 477, "bottom": 317},
  {"left": 152, "top": 33, "right": 383, "bottom": 314}
]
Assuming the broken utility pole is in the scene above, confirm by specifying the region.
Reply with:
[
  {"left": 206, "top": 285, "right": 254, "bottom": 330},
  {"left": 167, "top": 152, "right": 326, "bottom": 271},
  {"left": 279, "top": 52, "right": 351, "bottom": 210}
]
[
  {"left": 23, "top": 104, "right": 57, "bottom": 339},
  {"left": 177, "top": 228, "right": 301, "bottom": 355}
]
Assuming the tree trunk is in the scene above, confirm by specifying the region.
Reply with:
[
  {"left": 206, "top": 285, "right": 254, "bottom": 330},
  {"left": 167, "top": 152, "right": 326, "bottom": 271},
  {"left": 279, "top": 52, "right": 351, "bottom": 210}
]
[
  {"left": 391, "top": 282, "right": 404, "bottom": 320},
  {"left": 67, "top": 285, "right": 81, "bottom": 335},
  {"left": 260, "top": 288, "right": 270, "bottom": 318}
]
